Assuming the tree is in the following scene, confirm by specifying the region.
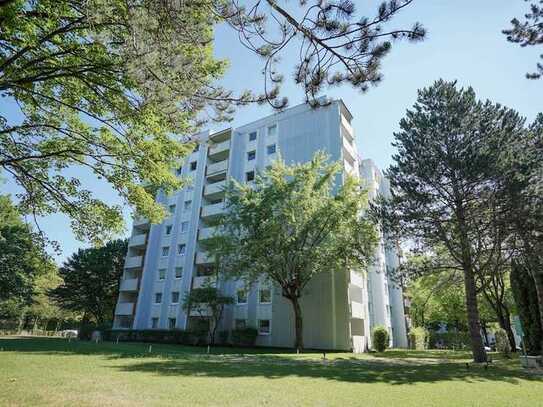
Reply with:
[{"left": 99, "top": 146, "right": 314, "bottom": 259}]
[
  {"left": 1, "top": 1, "right": 425, "bottom": 244},
  {"left": 217, "top": 0, "right": 425, "bottom": 107},
  {"left": 0, "top": 194, "right": 51, "bottom": 305},
  {"left": 50, "top": 239, "right": 127, "bottom": 324},
  {"left": 207, "top": 153, "right": 377, "bottom": 351},
  {"left": 380, "top": 80, "right": 526, "bottom": 362},
  {"left": 503, "top": 0, "right": 543, "bottom": 79},
  {"left": 0, "top": 0, "right": 230, "bottom": 244},
  {"left": 182, "top": 284, "right": 233, "bottom": 345},
  {"left": 510, "top": 259, "right": 543, "bottom": 356}
]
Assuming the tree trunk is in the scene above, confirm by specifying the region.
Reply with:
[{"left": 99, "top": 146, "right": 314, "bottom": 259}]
[
  {"left": 288, "top": 296, "right": 304, "bottom": 352},
  {"left": 498, "top": 306, "right": 517, "bottom": 352},
  {"left": 532, "top": 271, "right": 543, "bottom": 357},
  {"left": 463, "top": 266, "right": 487, "bottom": 363}
]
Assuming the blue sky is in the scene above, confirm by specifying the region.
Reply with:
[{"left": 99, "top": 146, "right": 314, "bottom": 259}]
[{"left": 1, "top": 0, "right": 541, "bottom": 262}]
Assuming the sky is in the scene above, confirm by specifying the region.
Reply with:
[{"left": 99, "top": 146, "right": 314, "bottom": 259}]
[{"left": 1, "top": 0, "right": 542, "bottom": 263}]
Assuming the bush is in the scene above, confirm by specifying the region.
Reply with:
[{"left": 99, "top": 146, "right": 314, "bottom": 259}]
[
  {"left": 372, "top": 325, "right": 390, "bottom": 352},
  {"left": 231, "top": 328, "right": 258, "bottom": 346},
  {"left": 408, "top": 327, "right": 429, "bottom": 350},
  {"left": 78, "top": 323, "right": 111, "bottom": 341},
  {"left": 429, "top": 331, "right": 471, "bottom": 350},
  {"left": 495, "top": 328, "right": 511, "bottom": 358}
]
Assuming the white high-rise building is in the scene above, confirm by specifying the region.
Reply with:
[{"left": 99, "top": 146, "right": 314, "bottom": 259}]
[{"left": 114, "top": 100, "right": 408, "bottom": 351}]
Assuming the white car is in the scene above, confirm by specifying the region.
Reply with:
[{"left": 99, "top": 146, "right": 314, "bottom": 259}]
[{"left": 60, "top": 330, "right": 78, "bottom": 338}]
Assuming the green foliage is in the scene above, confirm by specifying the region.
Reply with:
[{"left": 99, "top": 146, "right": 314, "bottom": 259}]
[
  {"left": 429, "top": 332, "right": 471, "bottom": 350},
  {"left": 182, "top": 284, "right": 233, "bottom": 345},
  {"left": 495, "top": 328, "right": 512, "bottom": 358},
  {"left": 230, "top": 328, "right": 259, "bottom": 347},
  {"left": 207, "top": 152, "right": 377, "bottom": 350},
  {"left": 50, "top": 239, "right": 127, "bottom": 323},
  {"left": 409, "top": 327, "right": 429, "bottom": 350},
  {"left": 102, "top": 329, "right": 207, "bottom": 346},
  {"left": 0, "top": 195, "right": 52, "bottom": 305},
  {"left": 0, "top": 0, "right": 229, "bottom": 244},
  {"left": 510, "top": 261, "right": 542, "bottom": 356},
  {"left": 372, "top": 326, "right": 390, "bottom": 352}
]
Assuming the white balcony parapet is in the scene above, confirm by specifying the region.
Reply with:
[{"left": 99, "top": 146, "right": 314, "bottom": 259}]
[
  {"left": 343, "top": 137, "right": 357, "bottom": 162},
  {"left": 128, "top": 233, "right": 146, "bottom": 248},
  {"left": 207, "top": 160, "right": 228, "bottom": 176},
  {"left": 119, "top": 278, "right": 139, "bottom": 292},
  {"left": 209, "top": 140, "right": 230, "bottom": 157},
  {"left": 201, "top": 202, "right": 225, "bottom": 218},
  {"left": 198, "top": 226, "right": 219, "bottom": 241},
  {"left": 192, "top": 275, "right": 216, "bottom": 289},
  {"left": 341, "top": 115, "right": 354, "bottom": 140},
  {"left": 204, "top": 180, "right": 227, "bottom": 197},
  {"left": 195, "top": 252, "right": 214, "bottom": 265},
  {"left": 124, "top": 255, "right": 143, "bottom": 269},
  {"left": 115, "top": 302, "right": 135, "bottom": 316},
  {"left": 133, "top": 217, "right": 150, "bottom": 229},
  {"left": 350, "top": 301, "right": 365, "bottom": 319}
]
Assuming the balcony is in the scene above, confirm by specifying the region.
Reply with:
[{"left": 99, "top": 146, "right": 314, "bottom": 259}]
[
  {"left": 204, "top": 180, "right": 227, "bottom": 200},
  {"left": 195, "top": 252, "right": 214, "bottom": 265},
  {"left": 128, "top": 233, "right": 146, "bottom": 249},
  {"left": 192, "top": 275, "right": 216, "bottom": 289},
  {"left": 350, "top": 301, "right": 365, "bottom": 319},
  {"left": 124, "top": 255, "right": 143, "bottom": 269},
  {"left": 207, "top": 159, "right": 228, "bottom": 176},
  {"left": 201, "top": 202, "right": 225, "bottom": 219},
  {"left": 190, "top": 306, "right": 212, "bottom": 317},
  {"left": 133, "top": 217, "right": 150, "bottom": 229},
  {"left": 198, "top": 226, "right": 219, "bottom": 241},
  {"left": 341, "top": 115, "right": 354, "bottom": 141},
  {"left": 208, "top": 140, "right": 230, "bottom": 160},
  {"left": 343, "top": 137, "right": 357, "bottom": 162},
  {"left": 115, "top": 302, "right": 135, "bottom": 316},
  {"left": 119, "top": 278, "right": 139, "bottom": 292}
]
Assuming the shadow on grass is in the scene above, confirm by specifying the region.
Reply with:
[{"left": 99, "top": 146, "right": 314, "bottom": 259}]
[{"left": 1, "top": 336, "right": 539, "bottom": 386}]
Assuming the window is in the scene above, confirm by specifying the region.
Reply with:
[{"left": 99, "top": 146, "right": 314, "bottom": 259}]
[
  {"left": 161, "top": 246, "right": 169, "bottom": 257},
  {"left": 267, "top": 124, "right": 277, "bottom": 137},
  {"left": 235, "top": 319, "right": 247, "bottom": 330},
  {"left": 178, "top": 244, "right": 186, "bottom": 255},
  {"left": 190, "top": 161, "right": 197, "bottom": 171},
  {"left": 193, "top": 144, "right": 200, "bottom": 152},
  {"left": 175, "top": 267, "right": 183, "bottom": 279},
  {"left": 168, "top": 204, "right": 176, "bottom": 214},
  {"left": 258, "top": 319, "right": 271, "bottom": 335},
  {"left": 236, "top": 288, "right": 247, "bottom": 304},
  {"left": 247, "top": 150, "right": 256, "bottom": 161},
  {"left": 176, "top": 166, "right": 182, "bottom": 176},
  {"left": 267, "top": 144, "right": 276, "bottom": 155},
  {"left": 158, "top": 268, "right": 166, "bottom": 280},
  {"left": 249, "top": 131, "right": 257, "bottom": 141},
  {"left": 165, "top": 225, "right": 173, "bottom": 235},
  {"left": 184, "top": 200, "right": 192, "bottom": 211},
  {"left": 168, "top": 318, "right": 176, "bottom": 329},
  {"left": 246, "top": 171, "right": 255, "bottom": 182},
  {"left": 171, "top": 291, "right": 180, "bottom": 304},
  {"left": 151, "top": 317, "right": 159, "bottom": 329},
  {"left": 155, "top": 292, "right": 162, "bottom": 304},
  {"left": 180, "top": 221, "right": 189, "bottom": 233},
  {"left": 259, "top": 286, "right": 271, "bottom": 304}
]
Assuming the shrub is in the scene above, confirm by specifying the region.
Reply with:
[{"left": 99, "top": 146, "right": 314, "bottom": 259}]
[
  {"left": 372, "top": 325, "right": 390, "bottom": 352},
  {"left": 429, "top": 331, "right": 471, "bottom": 350},
  {"left": 231, "top": 328, "right": 258, "bottom": 346},
  {"left": 408, "top": 327, "right": 429, "bottom": 350},
  {"left": 495, "top": 328, "right": 511, "bottom": 358},
  {"left": 102, "top": 329, "right": 208, "bottom": 345}
]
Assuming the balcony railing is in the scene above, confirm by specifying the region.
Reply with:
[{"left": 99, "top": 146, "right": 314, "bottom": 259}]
[
  {"left": 195, "top": 252, "right": 214, "bottom": 265},
  {"left": 198, "top": 226, "right": 218, "bottom": 241},
  {"left": 119, "top": 278, "right": 139, "bottom": 292},
  {"left": 192, "top": 275, "right": 216, "bottom": 289},
  {"left": 201, "top": 202, "right": 225, "bottom": 218},
  {"left": 124, "top": 255, "right": 143, "bottom": 269},
  {"left": 207, "top": 160, "right": 228, "bottom": 176},
  {"left": 341, "top": 115, "right": 354, "bottom": 141},
  {"left": 128, "top": 233, "right": 146, "bottom": 249},
  {"left": 350, "top": 301, "right": 365, "bottom": 319},
  {"left": 204, "top": 180, "right": 227, "bottom": 198},
  {"left": 208, "top": 140, "right": 230, "bottom": 159},
  {"left": 115, "top": 302, "right": 135, "bottom": 316}
]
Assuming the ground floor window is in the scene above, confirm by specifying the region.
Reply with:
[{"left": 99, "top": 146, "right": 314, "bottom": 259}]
[
  {"left": 258, "top": 319, "right": 271, "bottom": 335},
  {"left": 151, "top": 317, "right": 159, "bottom": 328},
  {"left": 234, "top": 319, "right": 246, "bottom": 330},
  {"left": 168, "top": 318, "right": 176, "bottom": 329}
]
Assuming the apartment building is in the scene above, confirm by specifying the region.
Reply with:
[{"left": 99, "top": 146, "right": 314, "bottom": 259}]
[{"left": 114, "top": 99, "right": 407, "bottom": 351}]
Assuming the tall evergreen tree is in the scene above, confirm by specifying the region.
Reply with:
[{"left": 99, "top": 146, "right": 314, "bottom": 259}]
[{"left": 381, "top": 80, "right": 525, "bottom": 362}]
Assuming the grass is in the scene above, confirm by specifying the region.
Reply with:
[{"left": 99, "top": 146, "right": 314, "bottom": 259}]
[{"left": 1, "top": 336, "right": 542, "bottom": 406}]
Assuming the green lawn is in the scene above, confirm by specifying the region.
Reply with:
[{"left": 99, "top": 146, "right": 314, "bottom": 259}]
[{"left": 0, "top": 337, "right": 541, "bottom": 406}]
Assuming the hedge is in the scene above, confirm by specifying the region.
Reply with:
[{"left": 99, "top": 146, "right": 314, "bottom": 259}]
[
  {"left": 102, "top": 329, "right": 208, "bottom": 345},
  {"left": 428, "top": 331, "right": 471, "bottom": 350}
]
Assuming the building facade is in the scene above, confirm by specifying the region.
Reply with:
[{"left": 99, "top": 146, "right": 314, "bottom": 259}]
[{"left": 114, "top": 100, "right": 407, "bottom": 351}]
